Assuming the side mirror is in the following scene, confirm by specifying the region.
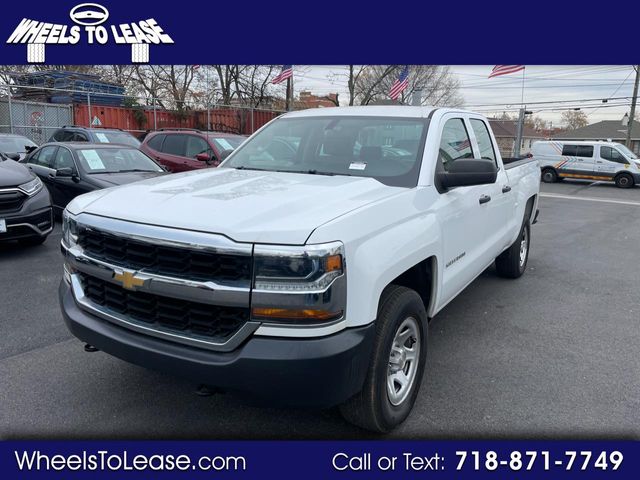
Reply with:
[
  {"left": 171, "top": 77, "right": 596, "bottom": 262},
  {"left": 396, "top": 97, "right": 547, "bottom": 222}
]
[
  {"left": 195, "top": 153, "right": 212, "bottom": 162},
  {"left": 5, "top": 152, "right": 20, "bottom": 161},
  {"left": 56, "top": 167, "right": 74, "bottom": 177},
  {"left": 436, "top": 159, "right": 498, "bottom": 189}
]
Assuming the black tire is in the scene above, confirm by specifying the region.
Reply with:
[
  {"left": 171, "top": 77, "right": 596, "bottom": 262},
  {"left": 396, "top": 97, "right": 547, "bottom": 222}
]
[
  {"left": 615, "top": 173, "right": 634, "bottom": 189},
  {"left": 541, "top": 168, "right": 557, "bottom": 183},
  {"left": 19, "top": 236, "right": 47, "bottom": 247},
  {"left": 495, "top": 221, "right": 530, "bottom": 278},
  {"left": 339, "top": 285, "right": 428, "bottom": 432}
]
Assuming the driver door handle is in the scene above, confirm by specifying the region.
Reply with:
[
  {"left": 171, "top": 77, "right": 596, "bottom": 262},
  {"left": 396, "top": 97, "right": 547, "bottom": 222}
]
[
  {"left": 479, "top": 194, "right": 491, "bottom": 205},
  {"left": 502, "top": 185, "right": 512, "bottom": 193}
]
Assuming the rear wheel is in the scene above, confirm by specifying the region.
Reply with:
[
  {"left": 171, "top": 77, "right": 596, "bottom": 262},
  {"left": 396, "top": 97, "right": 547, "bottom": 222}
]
[
  {"left": 615, "top": 173, "right": 634, "bottom": 189},
  {"left": 541, "top": 168, "right": 557, "bottom": 183},
  {"left": 496, "top": 221, "right": 530, "bottom": 278},
  {"left": 339, "top": 285, "right": 427, "bottom": 432}
]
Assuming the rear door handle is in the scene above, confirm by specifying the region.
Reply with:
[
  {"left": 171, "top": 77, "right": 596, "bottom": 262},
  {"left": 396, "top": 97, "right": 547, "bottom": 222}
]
[
  {"left": 479, "top": 194, "right": 491, "bottom": 205},
  {"left": 502, "top": 185, "right": 512, "bottom": 193}
]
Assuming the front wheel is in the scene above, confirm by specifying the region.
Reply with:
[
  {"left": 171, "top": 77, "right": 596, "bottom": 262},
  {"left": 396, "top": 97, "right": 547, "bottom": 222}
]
[
  {"left": 615, "top": 173, "right": 634, "bottom": 189},
  {"left": 495, "top": 222, "right": 530, "bottom": 278},
  {"left": 339, "top": 285, "right": 428, "bottom": 432}
]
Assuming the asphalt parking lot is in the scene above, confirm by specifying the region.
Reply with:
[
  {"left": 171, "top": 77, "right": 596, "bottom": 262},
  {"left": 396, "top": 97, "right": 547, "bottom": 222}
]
[{"left": 1, "top": 180, "right": 639, "bottom": 439}]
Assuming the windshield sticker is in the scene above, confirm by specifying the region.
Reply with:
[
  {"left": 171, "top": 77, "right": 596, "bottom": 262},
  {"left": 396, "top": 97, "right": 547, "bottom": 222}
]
[
  {"left": 216, "top": 138, "right": 234, "bottom": 151},
  {"left": 82, "top": 150, "right": 105, "bottom": 170},
  {"left": 95, "top": 133, "right": 110, "bottom": 143},
  {"left": 349, "top": 162, "right": 367, "bottom": 171}
]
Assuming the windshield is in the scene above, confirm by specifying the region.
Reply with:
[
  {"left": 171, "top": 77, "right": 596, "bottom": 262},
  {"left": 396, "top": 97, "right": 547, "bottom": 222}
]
[
  {"left": 77, "top": 148, "right": 163, "bottom": 173},
  {"left": 0, "top": 136, "right": 37, "bottom": 153},
  {"left": 92, "top": 131, "right": 141, "bottom": 148},
  {"left": 224, "top": 116, "right": 427, "bottom": 187},
  {"left": 209, "top": 135, "right": 244, "bottom": 152},
  {"left": 615, "top": 143, "right": 638, "bottom": 159}
]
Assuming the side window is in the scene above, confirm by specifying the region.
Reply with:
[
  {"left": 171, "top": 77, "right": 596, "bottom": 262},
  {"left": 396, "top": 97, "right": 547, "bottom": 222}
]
[
  {"left": 561, "top": 144, "right": 578, "bottom": 156},
  {"left": 185, "top": 136, "right": 211, "bottom": 158},
  {"left": 438, "top": 118, "right": 473, "bottom": 171},
  {"left": 469, "top": 119, "right": 496, "bottom": 164},
  {"left": 601, "top": 146, "right": 628, "bottom": 164},
  {"left": 576, "top": 145, "right": 593, "bottom": 157},
  {"left": 147, "top": 134, "right": 166, "bottom": 151},
  {"left": 52, "top": 130, "right": 65, "bottom": 141},
  {"left": 72, "top": 132, "right": 88, "bottom": 142},
  {"left": 35, "top": 146, "right": 57, "bottom": 168},
  {"left": 53, "top": 147, "right": 75, "bottom": 170},
  {"left": 162, "top": 134, "right": 187, "bottom": 156}
]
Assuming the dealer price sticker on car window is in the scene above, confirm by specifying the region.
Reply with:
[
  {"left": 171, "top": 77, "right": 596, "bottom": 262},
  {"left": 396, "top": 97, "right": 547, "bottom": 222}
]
[
  {"left": 81, "top": 150, "right": 106, "bottom": 170},
  {"left": 0, "top": 219, "right": 6, "bottom": 233},
  {"left": 95, "top": 133, "right": 110, "bottom": 143}
]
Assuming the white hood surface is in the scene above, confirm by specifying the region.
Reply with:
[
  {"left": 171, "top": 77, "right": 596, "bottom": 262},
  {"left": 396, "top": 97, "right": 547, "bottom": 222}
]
[{"left": 72, "top": 168, "right": 401, "bottom": 244}]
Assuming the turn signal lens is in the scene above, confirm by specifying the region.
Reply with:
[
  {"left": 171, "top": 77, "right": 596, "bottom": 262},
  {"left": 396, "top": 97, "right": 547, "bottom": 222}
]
[
  {"left": 325, "top": 254, "right": 342, "bottom": 272},
  {"left": 252, "top": 307, "right": 343, "bottom": 323}
]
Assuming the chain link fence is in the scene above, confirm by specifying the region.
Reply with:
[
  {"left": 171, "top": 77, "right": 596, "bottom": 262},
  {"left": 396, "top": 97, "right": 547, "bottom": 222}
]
[{"left": 1, "top": 83, "right": 286, "bottom": 144}]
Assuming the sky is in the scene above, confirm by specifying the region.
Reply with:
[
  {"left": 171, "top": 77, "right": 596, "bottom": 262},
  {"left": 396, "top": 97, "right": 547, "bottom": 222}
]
[{"left": 292, "top": 65, "right": 637, "bottom": 128}]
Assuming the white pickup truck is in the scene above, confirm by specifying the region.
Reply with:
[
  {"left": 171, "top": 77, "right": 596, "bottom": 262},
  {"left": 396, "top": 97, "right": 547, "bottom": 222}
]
[{"left": 59, "top": 106, "right": 540, "bottom": 432}]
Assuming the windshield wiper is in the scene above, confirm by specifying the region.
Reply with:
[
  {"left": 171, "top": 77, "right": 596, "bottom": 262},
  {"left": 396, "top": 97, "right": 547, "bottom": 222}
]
[{"left": 235, "top": 166, "right": 268, "bottom": 171}]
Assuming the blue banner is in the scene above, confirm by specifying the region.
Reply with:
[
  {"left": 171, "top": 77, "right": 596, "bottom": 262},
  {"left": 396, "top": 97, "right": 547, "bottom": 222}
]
[
  {"left": 0, "top": 0, "right": 639, "bottom": 64},
  {"left": 1, "top": 441, "right": 638, "bottom": 480}
]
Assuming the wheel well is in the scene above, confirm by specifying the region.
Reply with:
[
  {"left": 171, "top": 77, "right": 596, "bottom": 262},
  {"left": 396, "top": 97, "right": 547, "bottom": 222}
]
[
  {"left": 384, "top": 257, "right": 435, "bottom": 316},
  {"left": 615, "top": 171, "right": 633, "bottom": 179},
  {"left": 524, "top": 195, "right": 536, "bottom": 224}
]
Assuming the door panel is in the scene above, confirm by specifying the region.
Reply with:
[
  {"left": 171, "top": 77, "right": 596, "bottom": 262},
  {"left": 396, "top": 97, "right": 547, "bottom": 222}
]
[
  {"left": 436, "top": 116, "right": 507, "bottom": 306},
  {"left": 596, "top": 146, "right": 626, "bottom": 179}
]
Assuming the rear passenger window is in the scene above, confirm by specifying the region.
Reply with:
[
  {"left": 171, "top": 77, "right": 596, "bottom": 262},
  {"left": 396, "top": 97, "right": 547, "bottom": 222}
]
[
  {"left": 439, "top": 118, "right": 473, "bottom": 171},
  {"left": 147, "top": 134, "right": 165, "bottom": 151},
  {"left": 33, "top": 146, "right": 57, "bottom": 168},
  {"left": 162, "top": 134, "right": 187, "bottom": 156},
  {"left": 562, "top": 144, "right": 593, "bottom": 157},
  {"left": 469, "top": 119, "right": 496, "bottom": 164}
]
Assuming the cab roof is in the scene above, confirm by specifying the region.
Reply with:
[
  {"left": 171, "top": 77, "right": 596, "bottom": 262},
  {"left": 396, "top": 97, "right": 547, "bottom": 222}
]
[{"left": 281, "top": 105, "right": 480, "bottom": 119}]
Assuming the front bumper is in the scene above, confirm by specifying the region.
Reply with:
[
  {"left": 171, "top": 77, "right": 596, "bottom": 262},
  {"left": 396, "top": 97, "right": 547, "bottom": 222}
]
[
  {"left": 59, "top": 280, "right": 375, "bottom": 408},
  {"left": 0, "top": 188, "right": 53, "bottom": 241}
]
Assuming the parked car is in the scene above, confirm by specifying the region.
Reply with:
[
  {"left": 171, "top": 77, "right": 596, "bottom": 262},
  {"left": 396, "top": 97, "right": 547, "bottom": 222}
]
[
  {"left": 0, "top": 133, "right": 38, "bottom": 160},
  {"left": 48, "top": 126, "right": 141, "bottom": 148},
  {"left": 59, "top": 106, "right": 540, "bottom": 432},
  {"left": 140, "top": 128, "right": 246, "bottom": 172},
  {"left": 22, "top": 143, "right": 166, "bottom": 215},
  {"left": 0, "top": 151, "right": 53, "bottom": 246},
  {"left": 533, "top": 140, "right": 640, "bottom": 188}
]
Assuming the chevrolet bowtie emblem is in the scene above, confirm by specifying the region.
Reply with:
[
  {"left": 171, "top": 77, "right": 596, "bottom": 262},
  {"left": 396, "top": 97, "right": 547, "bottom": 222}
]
[{"left": 113, "top": 271, "right": 145, "bottom": 290}]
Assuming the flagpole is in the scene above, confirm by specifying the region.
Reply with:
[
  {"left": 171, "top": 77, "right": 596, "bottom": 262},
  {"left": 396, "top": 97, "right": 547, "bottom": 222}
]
[{"left": 521, "top": 66, "right": 526, "bottom": 106}]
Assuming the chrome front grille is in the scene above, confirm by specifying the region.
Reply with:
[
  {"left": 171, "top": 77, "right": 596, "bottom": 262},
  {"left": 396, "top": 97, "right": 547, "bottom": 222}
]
[
  {"left": 78, "top": 227, "right": 252, "bottom": 284},
  {"left": 80, "top": 273, "right": 250, "bottom": 342},
  {"left": 66, "top": 213, "right": 256, "bottom": 351}
]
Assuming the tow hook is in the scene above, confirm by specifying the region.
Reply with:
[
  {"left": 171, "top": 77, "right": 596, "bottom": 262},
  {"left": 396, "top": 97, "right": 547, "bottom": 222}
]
[{"left": 84, "top": 343, "right": 99, "bottom": 352}]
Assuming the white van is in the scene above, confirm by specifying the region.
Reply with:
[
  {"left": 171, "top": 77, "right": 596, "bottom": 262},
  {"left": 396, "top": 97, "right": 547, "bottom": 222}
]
[{"left": 532, "top": 140, "right": 640, "bottom": 188}]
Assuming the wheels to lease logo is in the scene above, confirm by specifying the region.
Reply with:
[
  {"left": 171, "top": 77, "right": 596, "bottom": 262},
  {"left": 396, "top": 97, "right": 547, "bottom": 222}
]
[{"left": 69, "top": 3, "right": 109, "bottom": 26}]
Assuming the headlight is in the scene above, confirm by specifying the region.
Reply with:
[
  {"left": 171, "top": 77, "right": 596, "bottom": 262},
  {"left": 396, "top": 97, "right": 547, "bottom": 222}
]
[
  {"left": 251, "top": 242, "right": 346, "bottom": 324},
  {"left": 18, "top": 176, "right": 42, "bottom": 196},
  {"left": 253, "top": 242, "right": 344, "bottom": 291},
  {"left": 61, "top": 209, "right": 78, "bottom": 248}
]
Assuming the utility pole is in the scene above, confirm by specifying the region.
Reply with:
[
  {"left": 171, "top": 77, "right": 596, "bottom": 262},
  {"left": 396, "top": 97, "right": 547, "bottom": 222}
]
[
  {"left": 285, "top": 77, "right": 292, "bottom": 111},
  {"left": 513, "top": 108, "right": 525, "bottom": 158},
  {"left": 411, "top": 89, "right": 422, "bottom": 106},
  {"left": 626, "top": 65, "right": 639, "bottom": 149}
]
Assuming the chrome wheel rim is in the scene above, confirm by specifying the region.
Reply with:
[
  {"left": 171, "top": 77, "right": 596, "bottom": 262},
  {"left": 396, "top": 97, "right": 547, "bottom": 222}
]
[
  {"left": 519, "top": 227, "right": 529, "bottom": 267},
  {"left": 387, "top": 317, "right": 420, "bottom": 406}
]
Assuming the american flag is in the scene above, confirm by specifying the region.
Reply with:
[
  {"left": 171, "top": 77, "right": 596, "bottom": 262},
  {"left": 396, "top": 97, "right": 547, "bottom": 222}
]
[
  {"left": 488, "top": 65, "right": 525, "bottom": 78},
  {"left": 272, "top": 65, "right": 293, "bottom": 85},
  {"left": 389, "top": 66, "right": 410, "bottom": 100}
]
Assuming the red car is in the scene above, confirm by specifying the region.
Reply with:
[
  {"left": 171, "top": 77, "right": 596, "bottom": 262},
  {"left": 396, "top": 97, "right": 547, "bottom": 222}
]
[{"left": 140, "top": 129, "right": 246, "bottom": 172}]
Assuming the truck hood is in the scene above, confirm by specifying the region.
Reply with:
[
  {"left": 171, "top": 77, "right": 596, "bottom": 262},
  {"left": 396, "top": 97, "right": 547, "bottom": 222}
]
[{"left": 69, "top": 168, "right": 402, "bottom": 244}]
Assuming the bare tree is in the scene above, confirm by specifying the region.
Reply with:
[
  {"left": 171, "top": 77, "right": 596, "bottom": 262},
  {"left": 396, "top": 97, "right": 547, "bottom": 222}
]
[
  {"left": 353, "top": 65, "right": 462, "bottom": 106},
  {"left": 561, "top": 110, "right": 589, "bottom": 130}
]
